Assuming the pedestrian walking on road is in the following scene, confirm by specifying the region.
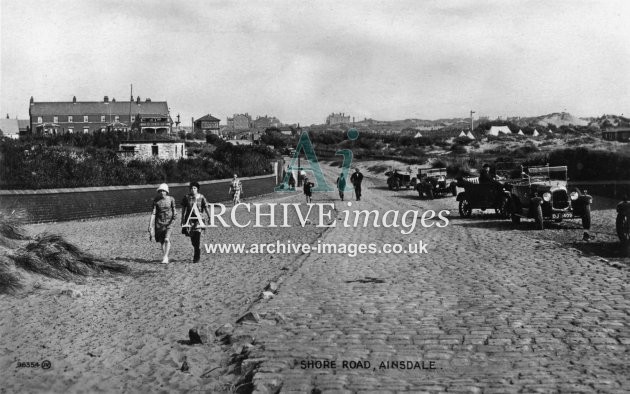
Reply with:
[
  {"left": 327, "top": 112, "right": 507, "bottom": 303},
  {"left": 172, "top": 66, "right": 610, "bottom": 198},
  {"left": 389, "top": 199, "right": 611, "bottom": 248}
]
[
  {"left": 288, "top": 173, "right": 296, "bottom": 189},
  {"left": 181, "top": 181, "right": 210, "bottom": 264},
  {"left": 336, "top": 173, "right": 347, "bottom": 201},
  {"left": 229, "top": 174, "right": 243, "bottom": 205},
  {"left": 350, "top": 168, "right": 364, "bottom": 201},
  {"left": 303, "top": 176, "right": 314, "bottom": 203},
  {"left": 148, "top": 183, "right": 176, "bottom": 264}
]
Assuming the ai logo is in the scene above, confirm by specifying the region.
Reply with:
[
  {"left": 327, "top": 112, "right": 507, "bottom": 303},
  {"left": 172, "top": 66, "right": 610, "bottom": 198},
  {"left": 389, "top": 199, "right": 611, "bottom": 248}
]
[{"left": 275, "top": 128, "right": 359, "bottom": 192}]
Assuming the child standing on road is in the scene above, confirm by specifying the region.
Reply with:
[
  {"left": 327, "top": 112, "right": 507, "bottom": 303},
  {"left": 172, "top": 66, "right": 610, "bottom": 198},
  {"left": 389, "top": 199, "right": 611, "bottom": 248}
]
[
  {"left": 303, "top": 176, "right": 314, "bottom": 203},
  {"left": 181, "top": 181, "right": 210, "bottom": 264},
  {"left": 148, "top": 183, "right": 176, "bottom": 264}
]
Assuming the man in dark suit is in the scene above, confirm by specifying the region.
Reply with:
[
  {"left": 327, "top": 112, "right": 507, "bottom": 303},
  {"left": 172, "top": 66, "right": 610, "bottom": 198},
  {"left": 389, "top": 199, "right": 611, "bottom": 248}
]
[{"left": 350, "top": 168, "right": 364, "bottom": 201}]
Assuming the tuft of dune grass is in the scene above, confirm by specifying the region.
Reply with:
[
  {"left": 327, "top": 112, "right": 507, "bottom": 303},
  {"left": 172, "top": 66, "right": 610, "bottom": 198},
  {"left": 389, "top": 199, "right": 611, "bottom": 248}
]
[
  {"left": 0, "top": 210, "right": 31, "bottom": 249},
  {"left": 11, "top": 233, "right": 130, "bottom": 281},
  {"left": 0, "top": 210, "right": 30, "bottom": 241},
  {"left": 0, "top": 257, "right": 22, "bottom": 294}
]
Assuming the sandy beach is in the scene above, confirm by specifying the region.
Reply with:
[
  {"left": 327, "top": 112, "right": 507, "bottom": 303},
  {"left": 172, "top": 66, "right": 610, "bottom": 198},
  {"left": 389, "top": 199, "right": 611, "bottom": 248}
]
[{"left": 0, "top": 187, "right": 333, "bottom": 392}]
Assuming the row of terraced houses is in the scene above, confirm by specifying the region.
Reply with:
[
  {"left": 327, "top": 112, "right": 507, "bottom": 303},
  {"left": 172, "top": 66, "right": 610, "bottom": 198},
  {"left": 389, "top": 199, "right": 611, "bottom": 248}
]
[{"left": 21, "top": 96, "right": 292, "bottom": 137}]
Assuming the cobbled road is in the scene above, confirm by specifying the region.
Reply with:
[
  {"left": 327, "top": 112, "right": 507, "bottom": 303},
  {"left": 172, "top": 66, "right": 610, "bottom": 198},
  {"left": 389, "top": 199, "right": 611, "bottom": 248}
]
[
  {"left": 241, "top": 164, "right": 630, "bottom": 393},
  {"left": 2, "top": 164, "right": 628, "bottom": 393}
]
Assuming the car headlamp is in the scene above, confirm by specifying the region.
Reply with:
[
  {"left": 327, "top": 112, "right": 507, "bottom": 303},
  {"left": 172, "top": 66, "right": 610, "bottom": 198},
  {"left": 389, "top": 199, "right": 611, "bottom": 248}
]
[
  {"left": 570, "top": 191, "right": 579, "bottom": 200},
  {"left": 542, "top": 192, "right": 551, "bottom": 202}
]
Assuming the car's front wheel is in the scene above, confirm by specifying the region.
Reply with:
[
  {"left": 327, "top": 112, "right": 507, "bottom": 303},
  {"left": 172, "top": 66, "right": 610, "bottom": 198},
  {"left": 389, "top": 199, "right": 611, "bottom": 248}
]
[
  {"left": 459, "top": 199, "right": 472, "bottom": 218},
  {"left": 534, "top": 205, "right": 544, "bottom": 230},
  {"left": 495, "top": 197, "right": 510, "bottom": 219},
  {"left": 617, "top": 213, "right": 630, "bottom": 244},
  {"left": 582, "top": 205, "right": 591, "bottom": 230}
]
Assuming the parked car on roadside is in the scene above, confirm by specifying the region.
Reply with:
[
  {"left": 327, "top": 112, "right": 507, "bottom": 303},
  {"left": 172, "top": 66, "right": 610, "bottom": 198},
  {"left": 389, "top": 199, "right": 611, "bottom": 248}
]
[
  {"left": 416, "top": 168, "right": 457, "bottom": 199},
  {"left": 509, "top": 165, "right": 592, "bottom": 230},
  {"left": 617, "top": 196, "right": 630, "bottom": 244},
  {"left": 386, "top": 169, "right": 415, "bottom": 190},
  {"left": 456, "top": 177, "right": 512, "bottom": 218}
]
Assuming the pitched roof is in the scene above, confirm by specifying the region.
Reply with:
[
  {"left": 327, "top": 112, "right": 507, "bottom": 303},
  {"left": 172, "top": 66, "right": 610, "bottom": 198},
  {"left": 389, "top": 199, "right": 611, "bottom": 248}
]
[
  {"left": 0, "top": 119, "right": 20, "bottom": 136},
  {"left": 195, "top": 114, "right": 221, "bottom": 122},
  {"left": 30, "top": 101, "right": 169, "bottom": 116},
  {"left": 17, "top": 119, "right": 29, "bottom": 130}
]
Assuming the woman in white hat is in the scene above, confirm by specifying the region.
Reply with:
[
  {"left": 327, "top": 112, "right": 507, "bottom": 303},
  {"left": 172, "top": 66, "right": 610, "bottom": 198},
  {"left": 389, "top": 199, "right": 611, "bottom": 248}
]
[{"left": 148, "top": 183, "right": 176, "bottom": 264}]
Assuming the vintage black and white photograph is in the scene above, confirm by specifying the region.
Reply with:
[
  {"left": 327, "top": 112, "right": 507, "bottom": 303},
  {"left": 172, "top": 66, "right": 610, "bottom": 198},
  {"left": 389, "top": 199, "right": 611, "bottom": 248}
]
[{"left": 1, "top": 0, "right": 629, "bottom": 392}]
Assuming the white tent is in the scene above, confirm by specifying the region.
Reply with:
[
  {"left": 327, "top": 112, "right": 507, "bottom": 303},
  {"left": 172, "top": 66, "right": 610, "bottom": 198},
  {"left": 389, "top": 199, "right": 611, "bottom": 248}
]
[
  {"left": 487, "top": 126, "right": 512, "bottom": 136},
  {"left": 414, "top": 131, "right": 423, "bottom": 138},
  {"left": 517, "top": 129, "right": 524, "bottom": 136},
  {"left": 532, "top": 129, "right": 539, "bottom": 137},
  {"left": 466, "top": 131, "right": 475, "bottom": 139},
  {"left": 458, "top": 130, "right": 467, "bottom": 138}
]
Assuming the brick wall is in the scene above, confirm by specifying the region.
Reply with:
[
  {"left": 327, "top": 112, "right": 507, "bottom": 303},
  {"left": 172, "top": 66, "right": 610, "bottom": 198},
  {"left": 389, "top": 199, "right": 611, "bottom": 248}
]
[{"left": 0, "top": 175, "right": 277, "bottom": 223}]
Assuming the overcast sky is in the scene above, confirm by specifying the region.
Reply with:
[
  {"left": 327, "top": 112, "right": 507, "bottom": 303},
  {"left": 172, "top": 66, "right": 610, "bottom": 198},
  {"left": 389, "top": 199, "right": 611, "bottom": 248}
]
[{"left": 1, "top": 0, "right": 629, "bottom": 125}]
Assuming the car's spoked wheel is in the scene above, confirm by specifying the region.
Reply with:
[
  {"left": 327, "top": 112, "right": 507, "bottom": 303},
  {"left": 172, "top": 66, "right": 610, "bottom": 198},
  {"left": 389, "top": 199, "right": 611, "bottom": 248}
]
[
  {"left": 495, "top": 198, "right": 510, "bottom": 219},
  {"left": 582, "top": 205, "right": 591, "bottom": 230},
  {"left": 617, "top": 214, "right": 630, "bottom": 244},
  {"left": 534, "top": 205, "right": 544, "bottom": 230},
  {"left": 459, "top": 199, "right": 472, "bottom": 218}
]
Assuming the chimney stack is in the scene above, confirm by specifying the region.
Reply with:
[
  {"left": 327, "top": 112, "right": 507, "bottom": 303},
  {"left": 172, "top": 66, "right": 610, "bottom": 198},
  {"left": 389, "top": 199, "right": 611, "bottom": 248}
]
[
  {"left": 30, "top": 96, "right": 34, "bottom": 106},
  {"left": 136, "top": 96, "right": 140, "bottom": 104},
  {"left": 145, "top": 98, "right": 151, "bottom": 102},
  {"left": 104, "top": 96, "right": 109, "bottom": 103},
  {"left": 73, "top": 96, "right": 76, "bottom": 103}
]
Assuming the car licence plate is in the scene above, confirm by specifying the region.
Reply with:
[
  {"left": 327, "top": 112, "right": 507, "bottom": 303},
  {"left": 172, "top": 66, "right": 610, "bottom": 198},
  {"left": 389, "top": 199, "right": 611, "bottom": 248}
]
[{"left": 552, "top": 213, "right": 571, "bottom": 219}]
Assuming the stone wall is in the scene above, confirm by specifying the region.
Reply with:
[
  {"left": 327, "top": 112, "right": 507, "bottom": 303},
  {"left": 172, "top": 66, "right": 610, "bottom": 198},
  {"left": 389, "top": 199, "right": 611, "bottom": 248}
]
[{"left": 0, "top": 175, "right": 277, "bottom": 223}]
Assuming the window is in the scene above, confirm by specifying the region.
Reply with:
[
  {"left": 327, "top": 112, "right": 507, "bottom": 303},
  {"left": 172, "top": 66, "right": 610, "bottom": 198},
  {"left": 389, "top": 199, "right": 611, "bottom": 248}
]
[
  {"left": 83, "top": 115, "right": 89, "bottom": 123},
  {"left": 83, "top": 127, "right": 89, "bottom": 134},
  {"left": 115, "top": 115, "right": 119, "bottom": 122},
  {"left": 131, "top": 115, "right": 135, "bottom": 122},
  {"left": 53, "top": 116, "right": 58, "bottom": 123},
  {"left": 101, "top": 115, "right": 106, "bottom": 122},
  {"left": 37, "top": 117, "right": 43, "bottom": 123},
  {"left": 68, "top": 116, "right": 73, "bottom": 123},
  {"left": 152, "top": 145, "right": 158, "bottom": 156}
]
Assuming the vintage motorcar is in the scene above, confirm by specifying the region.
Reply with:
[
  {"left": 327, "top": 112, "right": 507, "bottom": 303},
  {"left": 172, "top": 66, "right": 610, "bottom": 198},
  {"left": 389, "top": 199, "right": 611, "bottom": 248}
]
[
  {"left": 456, "top": 177, "right": 512, "bottom": 218},
  {"left": 415, "top": 168, "right": 457, "bottom": 199},
  {"left": 617, "top": 197, "right": 630, "bottom": 244},
  {"left": 386, "top": 170, "right": 415, "bottom": 190},
  {"left": 509, "top": 165, "right": 591, "bottom": 230}
]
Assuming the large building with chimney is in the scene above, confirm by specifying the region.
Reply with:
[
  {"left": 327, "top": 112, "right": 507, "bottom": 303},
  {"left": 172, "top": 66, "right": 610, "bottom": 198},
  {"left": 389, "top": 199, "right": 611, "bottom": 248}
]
[
  {"left": 29, "top": 95, "right": 172, "bottom": 135},
  {"left": 252, "top": 115, "right": 281, "bottom": 130},
  {"left": 326, "top": 112, "right": 351, "bottom": 125},
  {"left": 226, "top": 113, "right": 252, "bottom": 130}
]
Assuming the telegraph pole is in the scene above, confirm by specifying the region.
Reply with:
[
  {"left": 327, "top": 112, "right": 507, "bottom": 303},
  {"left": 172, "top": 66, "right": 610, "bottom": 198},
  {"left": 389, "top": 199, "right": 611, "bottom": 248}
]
[{"left": 470, "top": 110, "right": 475, "bottom": 132}]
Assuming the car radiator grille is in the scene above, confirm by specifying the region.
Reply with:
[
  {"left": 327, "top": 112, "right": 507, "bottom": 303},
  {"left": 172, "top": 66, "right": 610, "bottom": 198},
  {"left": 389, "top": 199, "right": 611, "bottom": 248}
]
[{"left": 552, "top": 190, "right": 570, "bottom": 209}]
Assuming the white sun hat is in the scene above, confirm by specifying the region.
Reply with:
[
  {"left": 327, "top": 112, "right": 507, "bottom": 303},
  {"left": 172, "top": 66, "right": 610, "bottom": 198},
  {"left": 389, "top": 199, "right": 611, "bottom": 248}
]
[{"left": 157, "top": 183, "right": 170, "bottom": 193}]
